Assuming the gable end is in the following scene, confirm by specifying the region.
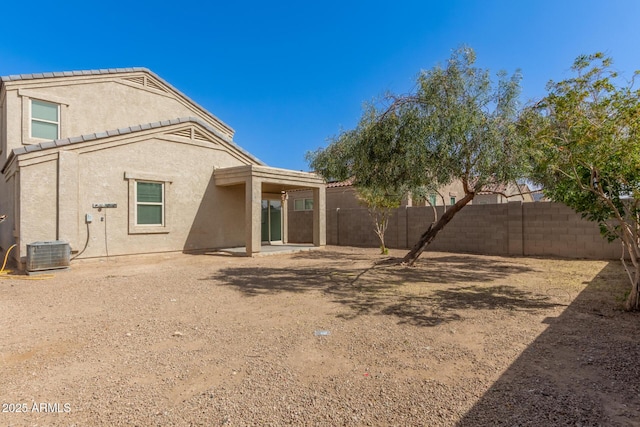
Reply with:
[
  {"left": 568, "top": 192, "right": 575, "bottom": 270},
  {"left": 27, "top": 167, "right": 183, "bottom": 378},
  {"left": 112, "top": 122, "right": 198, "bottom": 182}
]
[
  {"left": 166, "top": 126, "right": 215, "bottom": 143},
  {"left": 121, "top": 74, "right": 169, "bottom": 94}
]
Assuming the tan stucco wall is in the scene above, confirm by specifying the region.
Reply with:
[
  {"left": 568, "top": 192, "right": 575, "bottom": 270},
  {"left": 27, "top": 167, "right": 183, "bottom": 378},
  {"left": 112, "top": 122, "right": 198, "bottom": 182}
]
[
  {"left": 0, "top": 172, "right": 15, "bottom": 257},
  {"left": 410, "top": 181, "right": 466, "bottom": 206},
  {"left": 290, "top": 186, "right": 363, "bottom": 212},
  {"left": 475, "top": 182, "right": 534, "bottom": 204},
  {"left": 19, "top": 157, "right": 58, "bottom": 249},
  {"left": 2, "top": 72, "right": 233, "bottom": 160},
  {"left": 1, "top": 71, "right": 322, "bottom": 265},
  {"left": 15, "top": 131, "right": 248, "bottom": 262},
  {"left": 474, "top": 193, "right": 501, "bottom": 204}
]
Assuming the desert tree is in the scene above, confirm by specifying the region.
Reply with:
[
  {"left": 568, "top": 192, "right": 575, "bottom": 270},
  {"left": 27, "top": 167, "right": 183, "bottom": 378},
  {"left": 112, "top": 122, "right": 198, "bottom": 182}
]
[
  {"left": 355, "top": 187, "right": 403, "bottom": 255},
  {"left": 519, "top": 53, "right": 640, "bottom": 310},
  {"left": 307, "top": 47, "right": 527, "bottom": 265}
]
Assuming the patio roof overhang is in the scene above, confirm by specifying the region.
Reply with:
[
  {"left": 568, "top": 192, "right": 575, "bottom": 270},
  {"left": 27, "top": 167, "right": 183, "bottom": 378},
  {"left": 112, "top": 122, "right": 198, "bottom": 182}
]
[
  {"left": 214, "top": 165, "right": 326, "bottom": 255},
  {"left": 214, "top": 164, "right": 325, "bottom": 190}
]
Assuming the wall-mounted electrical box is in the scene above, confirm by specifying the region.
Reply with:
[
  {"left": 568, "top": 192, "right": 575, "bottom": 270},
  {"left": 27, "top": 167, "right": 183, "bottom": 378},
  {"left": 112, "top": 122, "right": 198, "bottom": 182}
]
[{"left": 85, "top": 213, "right": 93, "bottom": 223}]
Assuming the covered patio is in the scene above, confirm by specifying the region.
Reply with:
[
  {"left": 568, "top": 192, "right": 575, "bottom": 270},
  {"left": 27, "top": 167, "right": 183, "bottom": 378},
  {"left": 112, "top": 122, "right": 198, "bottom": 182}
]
[{"left": 214, "top": 165, "right": 326, "bottom": 256}]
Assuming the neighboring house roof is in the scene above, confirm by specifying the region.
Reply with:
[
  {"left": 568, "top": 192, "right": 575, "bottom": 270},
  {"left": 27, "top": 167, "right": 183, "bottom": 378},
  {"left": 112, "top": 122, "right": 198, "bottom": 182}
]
[
  {"left": 326, "top": 178, "right": 354, "bottom": 188},
  {"left": 477, "top": 182, "right": 509, "bottom": 195},
  {"left": 326, "top": 178, "right": 527, "bottom": 195},
  {"left": 0, "top": 67, "right": 234, "bottom": 137},
  {"left": 1, "top": 116, "right": 264, "bottom": 174},
  {"left": 477, "top": 182, "right": 531, "bottom": 197},
  {"left": 519, "top": 183, "right": 532, "bottom": 194}
]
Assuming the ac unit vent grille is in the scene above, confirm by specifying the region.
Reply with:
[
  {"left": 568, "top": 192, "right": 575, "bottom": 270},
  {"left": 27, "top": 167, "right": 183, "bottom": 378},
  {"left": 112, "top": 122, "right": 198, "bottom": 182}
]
[{"left": 26, "top": 241, "right": 70, "bottom": 272}]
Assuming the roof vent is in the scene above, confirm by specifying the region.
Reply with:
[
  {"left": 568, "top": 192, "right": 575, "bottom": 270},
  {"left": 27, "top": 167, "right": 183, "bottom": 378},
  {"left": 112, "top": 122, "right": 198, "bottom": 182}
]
[
  {"left": 146, "top": 78, "right": 166, "bottom": 92},
  {"left": 123, "top": 76, "right": 145, "bottom": 86},
  {"left": 26, "top": 241, "right": 70, "bottom": 273},
  {"left": 193, "top": 128, "right": 210, "bottom": 142}
]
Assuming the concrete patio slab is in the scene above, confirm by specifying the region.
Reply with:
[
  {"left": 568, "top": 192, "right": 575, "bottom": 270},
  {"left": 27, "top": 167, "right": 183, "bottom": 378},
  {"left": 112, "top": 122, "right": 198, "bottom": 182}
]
[{"left": 212, "top": 243, "right": 320, "bottom": 257}]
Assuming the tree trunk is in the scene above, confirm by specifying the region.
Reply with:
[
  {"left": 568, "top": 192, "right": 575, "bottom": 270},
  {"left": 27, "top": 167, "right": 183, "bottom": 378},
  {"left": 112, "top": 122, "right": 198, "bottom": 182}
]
[
  {"left": 402, "top": 192, "right": 475, "bottom": 265},
  {"left": 620, "top": 231, "right": 640, "bottom": 311},
  {"left": 624, "top": 267, "right": 640, "bottom": 311}
]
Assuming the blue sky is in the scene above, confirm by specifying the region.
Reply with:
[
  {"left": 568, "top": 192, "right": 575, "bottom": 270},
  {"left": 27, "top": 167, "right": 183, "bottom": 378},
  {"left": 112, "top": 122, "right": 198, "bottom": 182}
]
[{"left": 1, "top": 1, "right": 638, "bottom": 171}]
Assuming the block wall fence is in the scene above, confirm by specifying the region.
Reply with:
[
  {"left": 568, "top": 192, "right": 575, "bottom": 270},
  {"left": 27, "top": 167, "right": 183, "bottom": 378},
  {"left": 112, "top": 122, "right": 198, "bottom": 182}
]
[{"left": 288, "top": 201, "right": 621, "bottom": 260}]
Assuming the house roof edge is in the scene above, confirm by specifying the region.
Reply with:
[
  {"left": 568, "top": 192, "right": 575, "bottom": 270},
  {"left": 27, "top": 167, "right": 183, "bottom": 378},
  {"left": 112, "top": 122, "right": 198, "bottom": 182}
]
[{"left": 1, "top": 117, "right": 265, "bottom": 172}]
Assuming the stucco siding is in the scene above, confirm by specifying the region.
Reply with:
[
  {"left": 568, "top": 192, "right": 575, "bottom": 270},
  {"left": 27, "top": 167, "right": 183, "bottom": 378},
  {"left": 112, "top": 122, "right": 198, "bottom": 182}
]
[
  {"left": 19, "top": 158, "right": 58, "bottom": 250},
  {"left": 3, "top": 78, "right": 227, "bottom": 154},
  {"left": 15, "top": 134, "right": 248, "bottom": 261},
  {"left": 1, "top": 69, "right": 325, "bottom": 266},
  {"left": 3, "top": 91, "right": 21, "bottom": 162},
  {"left": 0, "top": 172, "right": 17, "bottom": 256}
]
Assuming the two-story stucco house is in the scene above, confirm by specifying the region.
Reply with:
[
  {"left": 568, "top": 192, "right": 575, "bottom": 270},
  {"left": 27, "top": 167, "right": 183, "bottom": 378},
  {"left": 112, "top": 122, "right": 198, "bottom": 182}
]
[{"left": 0, "top": 68, "right": 325, "bottom": 268}]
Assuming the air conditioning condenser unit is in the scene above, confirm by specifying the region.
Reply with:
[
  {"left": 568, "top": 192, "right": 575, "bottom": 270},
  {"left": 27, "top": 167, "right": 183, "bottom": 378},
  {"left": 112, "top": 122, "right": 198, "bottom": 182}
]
[{"left": 26, "top": 241, "right": 70, "bottom": 273}]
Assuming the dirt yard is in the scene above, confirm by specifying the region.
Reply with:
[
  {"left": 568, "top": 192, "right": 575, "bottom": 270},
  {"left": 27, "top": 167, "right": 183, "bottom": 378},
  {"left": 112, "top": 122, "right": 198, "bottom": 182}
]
[{"left": 1, "top": 246, "right": 639, "bottom": 426}]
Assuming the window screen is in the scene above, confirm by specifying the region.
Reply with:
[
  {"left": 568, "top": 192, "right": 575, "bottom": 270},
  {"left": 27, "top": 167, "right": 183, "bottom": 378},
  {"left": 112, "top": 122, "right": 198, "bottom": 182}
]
[
  {"left": 136, "top": 181, "right": 164, "bottom": 225},
  {"left": 31, "top": 100, "right": 59, "bottom": 140}
]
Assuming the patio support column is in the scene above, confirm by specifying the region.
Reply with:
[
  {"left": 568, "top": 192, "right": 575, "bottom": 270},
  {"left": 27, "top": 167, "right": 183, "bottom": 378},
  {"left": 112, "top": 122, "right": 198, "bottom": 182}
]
[
  {"left": 281, "top": 192, "right": 288, "bottom": 244},
  {"left": 312, "top": 186, "right": 326, "bottom": 246},
  {"left": 245, "top": 177, "right": 262, "bottom": 256}
]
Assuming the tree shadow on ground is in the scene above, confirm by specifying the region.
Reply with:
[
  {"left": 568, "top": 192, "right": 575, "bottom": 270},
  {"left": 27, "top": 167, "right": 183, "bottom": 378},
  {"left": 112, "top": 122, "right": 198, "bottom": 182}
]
[
  {"left": 291, "top": 248, "right": 378, "bottom": 262},
  {"left": 208, "top": 252, "right": 560, "bottom": 327},
  {"left": 456, "top": 261, "right": 640, "bottom": 426}
]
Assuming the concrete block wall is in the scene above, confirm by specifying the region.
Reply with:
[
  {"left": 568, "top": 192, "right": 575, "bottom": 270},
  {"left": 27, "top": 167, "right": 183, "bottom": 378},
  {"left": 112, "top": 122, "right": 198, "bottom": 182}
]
[
  {"left": 288, "top": 201, "right": 621, "bottom": 260},
  {"left": 336, "top": 209, "right": 381, "bottom": 247},
  {"left": 287, "top": 210, "right": 313, "bottom": 243},
  {"left": 522, "top": 202, "right": 620, "bottom": 259},
  {"left": 407, "top": 204, "right": 510, "bottom": 255}
]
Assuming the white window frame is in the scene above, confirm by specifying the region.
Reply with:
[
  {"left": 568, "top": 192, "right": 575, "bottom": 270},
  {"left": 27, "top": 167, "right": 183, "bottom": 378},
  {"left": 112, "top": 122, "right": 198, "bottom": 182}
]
[
  {"left": 18, "top": 89, "right": 69, "bottom": 145},
  {"left": 30, "top": 99, "right": 60, "bottom": 140},
  {"left": 125, "top": 172, "right": 174, "bottom": 234},
  {"left": 135, "top": 181, "right": 165, "bottom": 226}
]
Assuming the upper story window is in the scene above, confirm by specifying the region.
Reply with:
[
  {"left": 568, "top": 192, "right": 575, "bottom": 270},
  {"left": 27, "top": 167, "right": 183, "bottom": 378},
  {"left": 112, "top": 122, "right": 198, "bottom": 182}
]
[{"left": 31, "top": 99, "right": 59, "bottom": 140}]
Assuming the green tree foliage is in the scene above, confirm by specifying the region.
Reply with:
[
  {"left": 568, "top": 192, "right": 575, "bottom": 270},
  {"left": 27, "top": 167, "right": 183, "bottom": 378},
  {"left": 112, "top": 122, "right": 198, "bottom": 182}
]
[
  {"left": 355, "top": 187, "right": 402, "bottom": 254},
  {"left": 307, "top": 47, "right": 526, "bottom": 264},
  {"left": 519, "top": 53, "right": 640, "bottom": 310}
]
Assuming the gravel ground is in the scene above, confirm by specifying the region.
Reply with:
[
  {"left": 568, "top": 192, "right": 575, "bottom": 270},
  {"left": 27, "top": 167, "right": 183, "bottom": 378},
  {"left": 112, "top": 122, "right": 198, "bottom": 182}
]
[{"left": 1, "top": 246, "right": 639, "bottom": 426}]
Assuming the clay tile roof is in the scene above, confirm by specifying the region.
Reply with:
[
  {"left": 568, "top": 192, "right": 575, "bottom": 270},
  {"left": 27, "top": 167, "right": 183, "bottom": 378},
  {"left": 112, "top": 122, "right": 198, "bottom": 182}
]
[
  {"left": 478, "top": 182, "right": 508, "bottom": 194},
  {"left": 326, "top": 178, "right": 354, "bottom": 188}
]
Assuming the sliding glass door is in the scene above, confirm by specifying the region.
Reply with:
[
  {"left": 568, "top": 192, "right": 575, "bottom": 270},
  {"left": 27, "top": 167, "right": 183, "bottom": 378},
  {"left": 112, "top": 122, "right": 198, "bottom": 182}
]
[{"left": 261, "top": 200, "right": 282, "bottom": 243}]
